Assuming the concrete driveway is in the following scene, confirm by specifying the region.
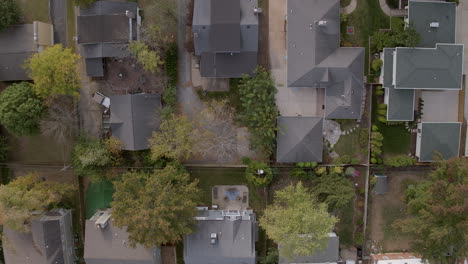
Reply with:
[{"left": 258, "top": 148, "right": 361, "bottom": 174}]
[{"left": 269, "top": 0, "right": 325, "bottom": 117}]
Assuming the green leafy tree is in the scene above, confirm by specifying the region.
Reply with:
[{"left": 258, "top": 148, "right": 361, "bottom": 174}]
[
  {"left": 129, "top": 41, "right": 164, "bottom": 73},
  {"left": 383, "top": 155, "right": 416, "bottom": 167},
  {"left": 393, "top": 158, "right": 467, "bottom": 263},
  {"left": 150, "top": 113, "right": 197, "bottom": 161},
  {"left": 312, "top": 172, "right": 355, "bottom": 210},
  {"left": 245, "top": 161, "right": 274, "bottom": 187},
  {"left": 72, "top": 137, "right": 122, "bottom": 181},
  {"left": 238, "top": 67, "right": 279, "bottom": 156},
  {"left": 0, "top": 82, "right": 45, "bottom": 136},
  {"left": 0, "top": 136, "right": 8, "bottom": 162},
  {"left": 0, "top": 173, "right": 75, "bottom": 232},
  {"left": 111, "top": 165, "right": 201, "bottom": 247},
  {"left": 0, "top": 0, "right": 20, "bottom": 32},
  {"left": 372, "top": 24, "right": 420, "bottom": 51},
  {"left": 260, "top": 182, "right": 338, "bottom": 259},
  {"left": 25, "top": 44, "right": 80, "bottom": 99},
  {"left": 72, "top": 0, "right": 96, "bottom": 7}
]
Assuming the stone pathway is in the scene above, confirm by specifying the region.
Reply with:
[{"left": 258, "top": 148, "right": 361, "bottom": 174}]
[
  {"left": 378, "top": 0, "right": 407, "bottom": 16},
  {"left": 341, "top": 0, "right": 357, "bottom": 15}
]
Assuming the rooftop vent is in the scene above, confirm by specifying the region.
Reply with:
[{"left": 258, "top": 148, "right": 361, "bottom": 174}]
[
  {"left": 210, "top": 233, "right": 218, "bottom": 244},
  {"left": 126, "top": 10, "right": 136, "bottom": 19},
  {"left": 254, "top": 7, "right": 262, "bottom": 14},
  {"left": 317, "top": 20, "right": 327, "bottom": 26},
  {"left": 95, "top": 212, "right": 111, "bottom": 229},
  {"left": 429, "top": 22, "right": 439, "bottom": 28}
]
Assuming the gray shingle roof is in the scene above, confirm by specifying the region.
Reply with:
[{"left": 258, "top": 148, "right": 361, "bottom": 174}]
[
  {"left": 84, "top": 210, "right": 161, "bottom": 264},
  {"left": 192, "top": 0, "right": 258, "bottom": 78},
  {"left": 0, "top": 24, "right": 37, "bottom": 81},
  {"left": 110, "top": 94, "right": 161, "bottom": 151},
  {"left": 383, "top": 48, "right": 415, "bottom": 121},
  {"left": 418, "top": 122, "right": 461, "bottom": 162},
  {"left": 77, "top": 14, "right": 130, "bottom": 44},
  {"left": 287, "top": 0, "right": 365, "bottom": 119},
  {"left": 279, "top": 233, "right": 339, "bottom": 264},
  {"left": 184, "top": 209, "right": 257, "bottom": 264},
  {"left": 394, "top": 44, "right": 463, "bottom": 90},
  {"left": 276, "top": 116, "right": 323, "bottom": 163},
  {"left": 408, "top": 0, "right": 456, "bottom": 48},
  {"left": 3, "top": 209, "right": 75, "bottom": 264},
  {"left": 374, "top": 174, "right": 388, "bottom": 195}
]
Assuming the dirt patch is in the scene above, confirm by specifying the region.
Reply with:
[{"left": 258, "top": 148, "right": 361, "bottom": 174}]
[
  {"left": 368, "top": 170, "right": 429, "bottom": 253},
  {"left": 104, "top": 58, "right": 167, "bottom": 95},
  {"left": 162, "top": 246, "right": 176, "bottom": 264}
]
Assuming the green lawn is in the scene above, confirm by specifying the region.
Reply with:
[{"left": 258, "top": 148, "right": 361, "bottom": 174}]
[
  {"left": 335, "top": 200, "right": 355, "bottom": 247},
  {"left": 333, "top": 127, "right": 368, "bottom": 164},
  {"left": 15, "top": 0, "right": 50, "bottom": 23},
  {"left": 390, "top": 16, "right": 404, "bottom": 31},
  {"left": 85, "top": 180, "right": 114, "bottom": 218},
  {"left": 66, "top": 0, "right": 76, "bottom": 50}
]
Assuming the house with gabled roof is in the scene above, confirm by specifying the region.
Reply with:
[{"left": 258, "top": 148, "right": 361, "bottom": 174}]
[
  {"left": 0, "top": 21, "right": 54, "bottom": 81},
  {"left": 192, "top": 0, "right": 259, "bottom": 78},
  {"left": 77, "top": 0, "right": 141, "bottom": 77},
  {"left": 2, "top": 209, "right": 75, "bottom": 264},
  {"left": 381, "top": 0, "right": 463, "bottom": 162}
]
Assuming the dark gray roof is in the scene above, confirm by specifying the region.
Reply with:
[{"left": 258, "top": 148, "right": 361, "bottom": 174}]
[
  {"left": 394, "top": 44, "right": 463, "bottom": 90},
  {"left": 276, "top": 116, "right": 323, "bottom": 163},
  {"left": 279, "top": 233, "right": 339, "bottom": 264},
  {"left": 110, "top": 94, "right": 161, "bottom": 151},
  {"left": 287, "top": 0, "right": 365, "bottom": 119},
  {"left": 3, "top": 209, "right": 75, "bottom": 264},
  {"left": 84, "top": 210, "right": 161, "bottom": 264},
  {"left": 374, "top": 175, "right": 388, "bottom": 195},
  {"left": 192, "top": 0, "right": 258, "bottom": 77},
  {"left": 418, "top": 122, "right": 461, "bottom": 162},
  {"left": 0, "top": 24, "right": 37, "bottom": 81},
  {"left": 77, "top": 14, "right": 130, "bottom": 44},
  {"left": 408, "top": 0, "right": 456, "bottom": 48},
  {"left": 200, "top": 52, "right": 257, "bottom": 78},
  {"left": 184, "top": 209, "right": 257, "bottom": 264},
  {"left": 78, "top": 1, "right": 139, "bottom": 76},
  {"left": 383, "top": 49, "right": 415, "bottom": 121}
]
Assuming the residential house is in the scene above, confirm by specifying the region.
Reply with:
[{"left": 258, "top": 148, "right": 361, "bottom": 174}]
[
  {"left": 84, "top": 209, "right": 162, "bottom": 264},
  {"left": 381, "top": 0, "right": 462, "bottom": 161},
  {"left": 371, "top": 253, "right": 426, "bottom": 264},
  {"left": 276, "top": 0, "right": 365, "bottom": 163},
  {"left": 77, "top": 0, "right": 140, "bottom": 77},
  {"left": 279, "top": 233, "right": 340, "bottom": 264},
  {"left": 192, "top": 0, "right": 259, "bottom": 78},
  {"left": 184, "top": 208, "right": 258, "bottom": 264},
  {"left": 2, "top": 209, "right": 75, "bottom": 264},
  {"left": 0, "top": 21, "right": 54, "bottom": 81},
  {"left": 109, "top": 93, "right": 162, "bottom": 151}
]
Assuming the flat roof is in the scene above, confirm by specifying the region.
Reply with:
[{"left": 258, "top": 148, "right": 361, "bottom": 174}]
[
  {"left": 394, "top": 44, "right": 463, "bottom": 90},
  {"left": 408, "top": 0, "right": 456, "bottom": 48},
  {"left": 419, "top": 122, "right": 461, "bottom": 162}
]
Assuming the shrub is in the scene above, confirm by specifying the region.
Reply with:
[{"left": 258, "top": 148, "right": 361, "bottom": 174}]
[
  {"left": 384, "top": 155, "right": 416, "bottom": 167},
  {"left": 372, "top": 59, "right": 383, "bottom": 73},
  {"left": 164, "top": 43, "right": 178, "bottom": 86},
  {"left": 0, "top": 136, "right": 8, "bottom": 162},
  {"left": 162, "top": 84, "right": 176, "bottom": 108},
  {"left": 242, "top": 156, "right": 251, "bottom": 165},
  {"left": 315, "top": 166, "right": 327, "bottom": 175},
  {"left": 291, "top": 168, "right": 307, "bottom": 179},
  {"left": 0, "top": 0, "right": 20, "bottom": 32},
  {"left": 345, "top": 167, "right": 356, "bottom": 177},
  {"left": 129, "top": 41, "right": 164, "bottom": 73},
  {"left": 245, "top": 161, "right": 274, "bottom": 187}
]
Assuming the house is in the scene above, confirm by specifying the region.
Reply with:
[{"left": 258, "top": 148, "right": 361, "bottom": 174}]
[
  {"left": 184, "top": 208, "right": 258, "bottom": 264},
  {"left": 276, "top": 116, "right": 324, "bottom": 163},
  {"left": 0, "top": 21, "right": 54, "bottom": 81},
  {"left": 374, "top": 174, "right": 388, "bottom": 195},
  {"left": 84, "top": 209, "right": 162, "bottom": 264},
  {"left": 2, "top": 209, "right": 75, "bottom": 264},
  {"left": 381, "top": 0, "right": 462, "bottom": 162},
  {"left": 77, "top": 0, "right": 141, "bottom": 77},
  {"left": 287, "top": 0, "right": 365, "bottom": 120},
  {"left": 109, "top": 93, "right": 161, "bottom": 151},
  {"left": 279, "top": 233, "right": 340, "bottom": 264},
  {"left": 371, "top": 253, "right": 425, "bottom": 264},
  {"left": 192, "top": 0, "right": 259, "bottom": 78}
]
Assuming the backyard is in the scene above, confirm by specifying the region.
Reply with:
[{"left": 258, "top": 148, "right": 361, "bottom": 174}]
[{"left": 15, "top": 0, "right": 50, "bottom": 23}]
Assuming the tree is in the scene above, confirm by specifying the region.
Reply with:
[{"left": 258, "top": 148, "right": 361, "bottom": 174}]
[
  {"left": 372, "top": 24, "right": 420, "bottom": 51},
  {"left": 40, "top": 96, "right": 78, "bottom": 144},
  {"left": 129, "top": 41, "right": 164, "bottom": 73},
  {"left": 0, "top": 173, "right": 75, "bottom": 232},
  {"left": 111, "top": 165, "right": 201, "bottom": 247},
  {"left": 72, "top": 0, "right": 96, "bottom": 7},
  {"left": 0, "top": 136, "right": 8, "bottom": 162},
  {"left": 312, "top": 172, "right": 355, "bottom": 210},
  {"left": 245, "top": 161, "right": 274, "bottom": 187},
  {"left": 383, "top": 155, "right": 416, "bottom": 167},
  {"left": 393, "top": 158, "right": 467, "bottom": 263},
  {"left": 72, "top": 137, "right": 122, "bottom": 181},
  {"left": 260, "top": 182, "right": 338, "bottom": 259},
  {"left": 150, "top": 113, "right": 198, "bottom": 161},
  {"left": 0, "top": 82, "right": 45, "bottom": 136},
  {"left": 372, "top": 59, "right": 383, "bottom": 73},
  {"left": 0, "top": 0, "right": 20, "bottom": 32},
  {"left": 238, "top": 67, "right": 279, "bottom": 156},
  {"left": 25, "top": 44, "right": 80, "bottom": 99}
]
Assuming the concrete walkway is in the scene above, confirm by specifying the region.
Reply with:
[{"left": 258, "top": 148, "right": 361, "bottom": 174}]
[
  {"left": 378, "top": 0, "right": 407, "bottom": 16},
  {"left": 341, "top": 0, "right": 357, "bottom": 15}
]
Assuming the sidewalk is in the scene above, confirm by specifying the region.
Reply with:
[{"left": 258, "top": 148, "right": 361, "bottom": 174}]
[
  {"left": 378, "top": 0, "right": 407, "bottom": 16},
  {"left": 341, "top": 0, "right": 357, "bottom": 15}
]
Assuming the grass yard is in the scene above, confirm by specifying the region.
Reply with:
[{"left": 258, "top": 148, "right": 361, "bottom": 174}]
[
  {"left": 85, "top": 180, "right": 114, "bottom": 218},
  {"left": 333, "top": 127, "right": 368, "bottom": 164},
  {"left": 15, "top": 0, "right": 50, "bottom": 23},
  {"left": 390, "top": 16, "right": 404, "bottom": 31},
  {"left": 66, "top": 0, "right": 76, "bottom": 51},
  {"left": 197, "top": 78, "right": 242, "bottom": 112},
  {"left": 335, "top": 200, "right": 355, "bottom": 247}
]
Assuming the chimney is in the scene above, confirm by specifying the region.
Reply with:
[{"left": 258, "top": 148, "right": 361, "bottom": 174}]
[{"left": 429, "top": 22, "right": 439, "bottom": 28}]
